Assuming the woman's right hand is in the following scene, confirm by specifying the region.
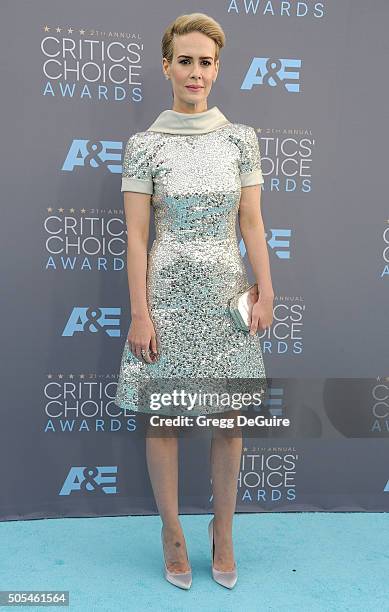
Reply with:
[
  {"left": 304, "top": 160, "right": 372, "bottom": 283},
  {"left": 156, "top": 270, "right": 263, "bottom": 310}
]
[{"left": 127, "top": 313, "right": 159, "bottom": 364}]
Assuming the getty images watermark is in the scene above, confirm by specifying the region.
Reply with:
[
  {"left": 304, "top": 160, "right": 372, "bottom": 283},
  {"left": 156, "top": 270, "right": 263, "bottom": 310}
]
[
  {"left": 136, "top": 377, "right": 291, "bottom": 433},
  {"left": 149, "top": 387, "right": 263, "bottom": 411}
]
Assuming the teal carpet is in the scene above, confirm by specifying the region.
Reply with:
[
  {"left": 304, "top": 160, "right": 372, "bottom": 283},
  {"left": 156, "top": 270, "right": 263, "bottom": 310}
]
[{"left": 1, "top": 512, "right": 388, "bottom": 611}]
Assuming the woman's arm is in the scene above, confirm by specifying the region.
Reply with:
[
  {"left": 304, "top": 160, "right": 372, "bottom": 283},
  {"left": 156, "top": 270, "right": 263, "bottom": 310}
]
[
  {"left": 123, "top": 191, "right": 151, "bottom": 319},
  {"left": 238, "top": 184, "right": 274, "bottom": 298}
]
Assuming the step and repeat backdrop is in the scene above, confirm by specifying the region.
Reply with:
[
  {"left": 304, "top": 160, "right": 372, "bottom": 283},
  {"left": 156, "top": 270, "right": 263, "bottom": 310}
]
[{"left": 1, "top": 1, "right": 388, "bottom": 520}]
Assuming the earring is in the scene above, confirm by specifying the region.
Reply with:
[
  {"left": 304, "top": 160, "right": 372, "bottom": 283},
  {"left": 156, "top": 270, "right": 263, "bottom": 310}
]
[{"left": 165, "top": 75, "right": 169, "bottom": 80}]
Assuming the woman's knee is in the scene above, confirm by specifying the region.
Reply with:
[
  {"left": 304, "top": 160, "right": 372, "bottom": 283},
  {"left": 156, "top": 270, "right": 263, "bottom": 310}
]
[{"left": 211, "top": 410, "right": 243, "bottom": 440}]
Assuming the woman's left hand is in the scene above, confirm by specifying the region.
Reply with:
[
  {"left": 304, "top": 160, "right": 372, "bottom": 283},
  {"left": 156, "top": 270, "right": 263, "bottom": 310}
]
[{"left": 249, "top": 293, "right": 274, "bottom": 335}]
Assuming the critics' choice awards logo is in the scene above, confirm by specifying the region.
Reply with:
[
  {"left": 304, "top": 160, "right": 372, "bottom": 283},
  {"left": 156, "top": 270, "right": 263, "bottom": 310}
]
[
  {"left": 370, "top": 378, "right": 389, "bottom": 435},
  {"left": 237, "top": 448, "right": 298, "bottom": 504},
  {"left": 40, "top": 25, "right": 145, "bottom": 101},
  {"left": 260, "top": 296, "right": 305, "bottom": 356},
  {"left": 323, "top": 378, "right": 389, "bottom": 438},
  {"left": 381, "top": 222, "right": 389, "bottom": 279},
  {"left": 44, "top": 208, "right": 126, "bottom": 270},
  {"left": 242, "top": 58, "right": 302, "bottom": 92},
  {"left": 59, "top": 466, "right": 118, "bottom": 495},
  {"left": 255, "top": 129, "right": 315, "bottom": 190},
  {"left": 44, "top": 374, "right": 137, "bottom": 432}
]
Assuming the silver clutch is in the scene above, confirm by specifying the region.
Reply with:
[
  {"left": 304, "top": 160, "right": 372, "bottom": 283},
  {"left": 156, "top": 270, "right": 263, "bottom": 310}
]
[{"left": 227, "top": 283, "right": 258, "bottom": 332}]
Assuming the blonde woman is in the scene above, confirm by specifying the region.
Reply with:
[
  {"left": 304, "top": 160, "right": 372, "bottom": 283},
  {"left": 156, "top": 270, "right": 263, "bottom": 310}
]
[{"left": 115, "top": 13, "right": 274, "bottom": 590}]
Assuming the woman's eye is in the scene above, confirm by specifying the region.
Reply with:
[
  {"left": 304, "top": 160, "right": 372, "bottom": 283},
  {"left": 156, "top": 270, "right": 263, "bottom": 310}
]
[{"left": 179, "top": 60, "right": 211, "bottom": 66}]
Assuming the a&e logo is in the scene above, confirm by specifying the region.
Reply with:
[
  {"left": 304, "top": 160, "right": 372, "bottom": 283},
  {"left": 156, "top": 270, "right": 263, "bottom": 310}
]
[
  {"left": 62, "top": 307, "right": 121, "bottom": 337},
  {"left": 62, "top": 140, "right": 122, "bottom": 173},
  {"left": 241, "top": 58, "right": 302, "bottom": 92},
  {"left": 240, "top": 229, "right": 291, "bottom": 259},
  {"left": 59, "top": 466, "right": 118, "bottom": 495}
]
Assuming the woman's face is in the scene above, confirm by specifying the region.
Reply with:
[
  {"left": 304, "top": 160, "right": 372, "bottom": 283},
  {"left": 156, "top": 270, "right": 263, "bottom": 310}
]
[{"left": 162, "top": 31, "right": 219, "bottom": 113}]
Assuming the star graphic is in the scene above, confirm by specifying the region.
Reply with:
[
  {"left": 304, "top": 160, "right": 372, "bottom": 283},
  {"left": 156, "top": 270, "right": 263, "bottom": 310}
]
[{"left": 43, "top": 25, "right": 50, "bottom": 32}]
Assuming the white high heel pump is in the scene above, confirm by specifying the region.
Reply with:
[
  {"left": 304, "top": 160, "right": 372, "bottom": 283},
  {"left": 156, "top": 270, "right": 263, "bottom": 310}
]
[
  {"left": 208, "top": 517, "right": 238, "bottom": 589},
  {"left": 161, "top": 527, "right": 192, "bottom": 590}
]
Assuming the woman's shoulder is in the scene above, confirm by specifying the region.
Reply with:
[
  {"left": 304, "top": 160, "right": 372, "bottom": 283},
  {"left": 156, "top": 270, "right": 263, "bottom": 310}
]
[
  {"left": 226, "top": 122, "right": 257, "bottom": 141},
  {"left": 122, "top": 130, "right": 160, "bottom": 158},
  {"left": 124, "top": 130, "right": 157, "bottom": 144}
]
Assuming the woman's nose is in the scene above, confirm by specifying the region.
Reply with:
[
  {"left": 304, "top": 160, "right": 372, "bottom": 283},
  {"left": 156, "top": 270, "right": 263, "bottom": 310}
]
[{"left": 190, "top": 65, "right": 202, "bottom": 77}]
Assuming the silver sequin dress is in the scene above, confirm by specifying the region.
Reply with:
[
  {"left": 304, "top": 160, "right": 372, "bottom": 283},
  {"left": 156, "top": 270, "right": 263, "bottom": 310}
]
[{"left": 114, "top": 106, "right": 267, "bottom": 416}]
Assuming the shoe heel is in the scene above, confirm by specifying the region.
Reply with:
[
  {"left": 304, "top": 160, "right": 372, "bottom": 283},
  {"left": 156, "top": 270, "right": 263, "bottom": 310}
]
[
  {"left": 208, "top": 517, "right": 238, "bottom": 589},
  {"left": 161, "top": 527, "right": 192, "bottom": 590}
]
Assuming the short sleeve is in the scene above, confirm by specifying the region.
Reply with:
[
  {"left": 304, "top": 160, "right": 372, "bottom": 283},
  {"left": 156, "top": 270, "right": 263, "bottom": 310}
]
[
  {"left": 238, "top": 126, "right": 264, "bottom": 187},
  {"left": 121, "top": 132, "right": 153, "bottom": 194}
]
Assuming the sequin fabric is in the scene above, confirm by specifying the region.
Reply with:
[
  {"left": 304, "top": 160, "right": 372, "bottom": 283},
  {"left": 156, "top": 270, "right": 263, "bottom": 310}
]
[{"left": 114, "top": 119, "right": 267, "bottom": 415}]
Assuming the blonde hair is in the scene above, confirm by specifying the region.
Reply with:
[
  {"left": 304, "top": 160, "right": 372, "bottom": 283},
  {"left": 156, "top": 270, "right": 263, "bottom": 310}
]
[{"left": 162, "top": 12, "right": 226, "bottom": 64}]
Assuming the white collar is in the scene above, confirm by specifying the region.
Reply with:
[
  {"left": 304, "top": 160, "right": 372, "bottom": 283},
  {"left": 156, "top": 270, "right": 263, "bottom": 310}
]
[{"left": 146, "top": 105, "right": 231, "bottom": 135}]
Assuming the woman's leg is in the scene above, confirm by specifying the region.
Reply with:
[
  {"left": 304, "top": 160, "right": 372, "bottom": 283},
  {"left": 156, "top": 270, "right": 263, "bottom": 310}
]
[
  {"left": 210, "top": 410, "right": 243, "bottom": 571},
  {"left": 146, "top": 423, "right": 190, "bottom": 573}
]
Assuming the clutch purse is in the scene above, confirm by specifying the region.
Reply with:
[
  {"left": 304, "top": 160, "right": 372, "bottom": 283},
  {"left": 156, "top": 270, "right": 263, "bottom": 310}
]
[{"left": 227, "top": 283, "right": 258, "bottom": 332}]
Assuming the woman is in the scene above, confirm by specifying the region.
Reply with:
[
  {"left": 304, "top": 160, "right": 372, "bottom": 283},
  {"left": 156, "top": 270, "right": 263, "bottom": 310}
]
[{"left": 114, "top": 13, "right": 274, "bottom": 590}]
